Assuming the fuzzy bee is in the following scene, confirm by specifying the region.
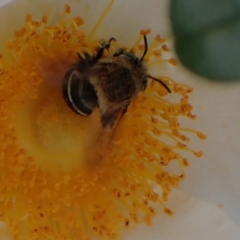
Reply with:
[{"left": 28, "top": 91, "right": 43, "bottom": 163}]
[{"left": 62, "top": 35, "right": 171, "bottom": 129}]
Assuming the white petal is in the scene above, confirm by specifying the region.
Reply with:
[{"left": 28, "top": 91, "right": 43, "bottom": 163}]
[
  {"left": 123, "top": 189, "right": 240, "bottom": 240},
  {"left": 53, "top": 0, "right": 172, "bottom": 41},
  {"left": 170, "top": 65, "right": 240, "bottom": 225},
  {"left": 0, "top": 0, "right": 13, "bottom": 7}
]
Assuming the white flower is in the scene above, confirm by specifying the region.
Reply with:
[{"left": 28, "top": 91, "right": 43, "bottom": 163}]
[{"left": 0, "top": 0, "right": 240, "bottom": 239}]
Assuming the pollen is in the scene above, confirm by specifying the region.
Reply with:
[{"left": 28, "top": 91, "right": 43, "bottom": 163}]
[
  {"left": 0, "top": 3, "right": 206, "bottom": 240},
  {"left": 162, "top": 44, "right": 170, "bottom": 52},
  {"left": 168, "top": 57, "right": 178, "bottom": 66},
  {"left": 64, "top": 4, "right": 71, "bottom": 13},
  {"left": 140, "top": 28, "right": 151, "bottom": 35}
]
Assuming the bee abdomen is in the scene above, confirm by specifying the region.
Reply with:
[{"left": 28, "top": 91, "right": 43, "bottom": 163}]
[{"left": 62, "top": 68, "right": 98, "bottom": 116}]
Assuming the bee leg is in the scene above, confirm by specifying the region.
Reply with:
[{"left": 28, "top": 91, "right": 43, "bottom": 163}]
[
  {"left": 77, "top": 51, "right": 91, "bottom": 61},
  {"left": 77, "top": 52, "right": 81, "bottom": 59},
  {"left": 105, "top": 37, "right": 116, "bottom": 51},
  {"left": 94, "top": 47, "right": 105, "bottom": 62},
  {"left": 122, "top": 104, "right": 129, "bottom": 115},
  {"left": 95, "top": 37, "right": 116, "bottom": 62},
  {"left": 122, "top": 107, "right": 127, "bottom": 115},
  {"left": 113, "top": 48, "right": 124, "bottom": 57}
]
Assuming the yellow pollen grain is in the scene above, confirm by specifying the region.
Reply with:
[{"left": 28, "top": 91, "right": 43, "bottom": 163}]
[
  {"left": 42, "top": 15, "right": 48, "bottom": 24},
  {"left": 168, "top": 57, "right": 178, "bottom": 66},
  {"left": 155, "top": 34, "right": 167, "bottom": 43},
  {"left": 64, "top": 4, "right": 71, "bottom": 13},
  {"left": 132, "top": 28, "right": 151, "bottom": 49},
  {"left": 182, "top": 158, "right": 189, "bottom": 166},
  {"left": 140, "top": 28, "right": 151, "bottom": 35},
  {"left": 162, "top": 44, "right": 170, "bottom": 51},
  {"left": 164, "top": 207, "right": 174, "bottom": 216},
  {"left": 194, "top": 151, "right": 204, "bottom": 157},
  {"left": 153, "top": 49, "right": 162, "bottom": 57},
  {"left": 197, "top": 132, "right": 207, "bottom": 140},
  {"left": 25, "top": 13, "right": 32, "bottom": 22}
]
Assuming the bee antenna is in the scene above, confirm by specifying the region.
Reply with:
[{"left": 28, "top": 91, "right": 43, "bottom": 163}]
[
  {"left": 140, "top": 35, "right": 148, "bottom": 62},
  {"left": 148, "top": 75, "right": 171, "bottom": 93}
]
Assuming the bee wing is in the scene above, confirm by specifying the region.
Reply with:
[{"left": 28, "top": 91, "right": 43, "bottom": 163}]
[
  {"left": 100, "top": 108, "right": 122, "bottom": 128},
  {"left": 91, "top": 108, "right": 124, "bottom": 164}
]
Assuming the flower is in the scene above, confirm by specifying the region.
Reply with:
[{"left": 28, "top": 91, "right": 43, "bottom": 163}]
[{"left": 0, "top": 0, "right": 239, "bottom": 240}]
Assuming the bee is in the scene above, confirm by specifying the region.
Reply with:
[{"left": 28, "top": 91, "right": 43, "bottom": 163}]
[{"left": 62, "top": 35, "right": 171, "bottom": 129}]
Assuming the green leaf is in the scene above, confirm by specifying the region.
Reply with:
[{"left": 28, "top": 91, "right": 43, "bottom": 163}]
[{"left": 170, "top": 0, "right": 240, "bottom": 81}]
